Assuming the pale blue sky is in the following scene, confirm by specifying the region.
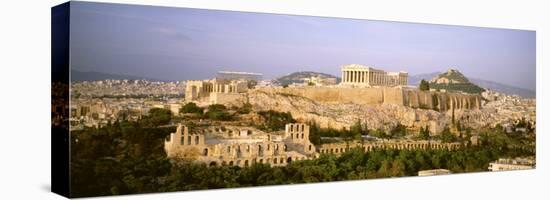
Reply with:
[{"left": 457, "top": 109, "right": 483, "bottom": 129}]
[{"left": 70, "top": 1, "right": 536, "bottom": 90}]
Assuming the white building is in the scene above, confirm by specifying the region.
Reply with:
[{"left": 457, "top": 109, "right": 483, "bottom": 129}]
[
  {"left": 418, "top": 169, "right": 451, "bottom": 176},
  {"left": 488, "top": 157, "right": 535, "bottom": 171},
  {"left": 340, "top": 64, "right": 408, "bottom": 87}
]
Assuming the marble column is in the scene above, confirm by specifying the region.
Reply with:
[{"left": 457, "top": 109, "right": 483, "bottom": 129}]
[
  {"left": 342, "top": 71, "right": 345, "bottom": 83},
  {"left": 343, "top": 71, "right": 346, "bottom": 83},
  {"left": 345, "top": 71, "right": 349, "bottom": 83}
]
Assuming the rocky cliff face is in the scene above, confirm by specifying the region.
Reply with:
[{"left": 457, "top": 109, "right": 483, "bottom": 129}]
[
  {"left": 229, "top": 90, "right": 488, "bottom": 134},
  {"left": 222, "top": 86, "right": 515, "bottom": 135}
]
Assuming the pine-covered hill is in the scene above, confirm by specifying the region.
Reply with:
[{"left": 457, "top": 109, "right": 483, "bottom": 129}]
[
  {"left": 429, "top": 69, "right": 485, "bottom": 94},
  {"left": 275, "top": 71, "right": 340, "bottom": 86}
]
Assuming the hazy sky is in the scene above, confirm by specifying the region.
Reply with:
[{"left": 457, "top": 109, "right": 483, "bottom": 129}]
[{"left": 71, "top": 2, "right": 536, "bottom": 90}]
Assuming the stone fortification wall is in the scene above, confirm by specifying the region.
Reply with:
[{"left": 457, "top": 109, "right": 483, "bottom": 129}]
[{"left": 256, "top": 87, "right": 481, "bottom": 111}]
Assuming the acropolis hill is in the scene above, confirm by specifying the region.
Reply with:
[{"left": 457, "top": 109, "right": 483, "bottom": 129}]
[
  {"left": 188, "top": 64, "right": 480, "bottom": 110},
  {"left": 183, "top": 64, "right": 489, "bottom": 134}
]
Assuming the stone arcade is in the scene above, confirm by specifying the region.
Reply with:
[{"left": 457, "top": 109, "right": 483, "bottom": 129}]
[{"left": 164, "top": 123, "right": 317, "bottom": 167}]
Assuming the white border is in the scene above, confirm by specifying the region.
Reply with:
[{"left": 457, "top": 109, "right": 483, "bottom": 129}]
[{"left": 0, "top": 0, "right": 547, "bottom": 199}]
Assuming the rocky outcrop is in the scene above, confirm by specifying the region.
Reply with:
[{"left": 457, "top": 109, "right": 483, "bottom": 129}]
[
  {"left": 235, "top": 90, "right": 450, "bottom": 134},
  {"left": 222, "top": 87, "right": 527, "bottom": 136}
]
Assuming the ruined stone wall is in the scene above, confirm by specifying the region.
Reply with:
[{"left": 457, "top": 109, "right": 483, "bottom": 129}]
[
  {"left": 165, "top": 124, "right": 319, "bottom": 167},
  {"left": 318, "top": 140, "right": 462, "bottom": 155},
  {"left": 209, "top": 93, "right": 245, "bottom": 105},
  {"left": 403, "top": 90, "right": 482, "bottom": 111}
]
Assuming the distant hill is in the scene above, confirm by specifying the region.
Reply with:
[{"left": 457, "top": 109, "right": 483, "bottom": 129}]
[
  {"left": 409, "top": 70, "right": 535, "bottom": 97},
  {"left": 275, "top": 71, "right": 340, "bottom": 86},
  {"left": 71, "top": 70, "right": 165, "bottom": 81},
  {"left": 424, "top": 69, "right": 485, "bottom": 94},
  {"left": 469, "top": 79, "right": 535, "bottom": 98}
]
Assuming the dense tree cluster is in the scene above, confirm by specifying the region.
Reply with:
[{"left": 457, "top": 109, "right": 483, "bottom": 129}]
[
  {"left": 437, "top": 126, "right": 460, "bottom": 143},
  {"left": 256, "top": 110, "right": 296, "bottom": 131},
  {"left": 235, "top": 103, "right": 252, "bottom": 114},
  {"left": 430, "top": 83, "right": 485, "bottom": 94},
  {"left": 419, "top": 79, "right": 430, "bottom": 91},
  {"left": 308, "top": 120, "right": 368, "bottom": 145},
  {"left": 179, "top": 102, "right": 203, "bottom": 114},
  {"left": 417, "top": 126, "right": 431, "bottom": 140},
  {"left": 71, "top": 109, "right": 174, "bottom": 197},
  {"left": 204, "top": 104, "right": 232, "bottom": 121},
  {"left": 368, "top": 124, "right": 408, "bottom": 140}
]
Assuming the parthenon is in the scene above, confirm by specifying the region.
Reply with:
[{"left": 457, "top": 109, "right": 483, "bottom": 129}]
[{"left": 341, "top": 64, "right": 408, "bottom": 87}]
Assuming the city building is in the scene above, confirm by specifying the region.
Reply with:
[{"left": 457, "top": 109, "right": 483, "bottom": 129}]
[
  {"left": 340, "top": 64, "right": 408, "bottom": 87},
  {"left": 303, "top": 76, "right": 337, "bottom": 86},
  {"left": 217, "top": 71, "right": 263, "bottom": 81},
  {"left": 488, "top": 157, "right": 535, "bottom": 171},
  {"left": 418, "top": 169, "right": 451, "bottom": 176}
]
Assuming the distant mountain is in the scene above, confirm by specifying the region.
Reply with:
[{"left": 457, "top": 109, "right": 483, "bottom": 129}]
[
  {"left": 275, "top": 71, "right": 340, "bottom": 85},
  {"left": 71, "top": 70, "right": 166, "bottom": 81},
  {"left": 409, "top": 70, "right": 535, "bottom": 98},
  {"left": 469, "top": 79, "right": 535, "bottom": 98}
]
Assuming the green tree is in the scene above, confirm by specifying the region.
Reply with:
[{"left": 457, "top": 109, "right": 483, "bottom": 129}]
[
  {"left": 390, "top": 123, "right": 407, "bottom": 138},
  {"left": 143, "top": 108, "right": 172, "bottom": 126},
  {"left": 418, "top": 126, "right": 430, "bottom": 140},
  {"left": 390, "top": 159, "right": 406, "bottom": 177},
  {"left": 350, "top": 120, "right": 363, "bottom": 141},
  {"left": 419, "top": 79, "right": 430, "bottom": 91},
  {"left": 180, "top": 102, "right": 203, "bottom": 114},
  {"left": 237, "top": 103, "right": 253, "bottom": 114},
  {"left": 205, "top": 104, "right": 232, "bottom": 121},
  {"left": 439, "top": 126, "right": 458, "bottom": 143},
  {"left": 371, "top": 128, "right": 389, "bottom": 139},
  {"left": 257, "top": 110, "right": 296, "bottom": 131}
]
